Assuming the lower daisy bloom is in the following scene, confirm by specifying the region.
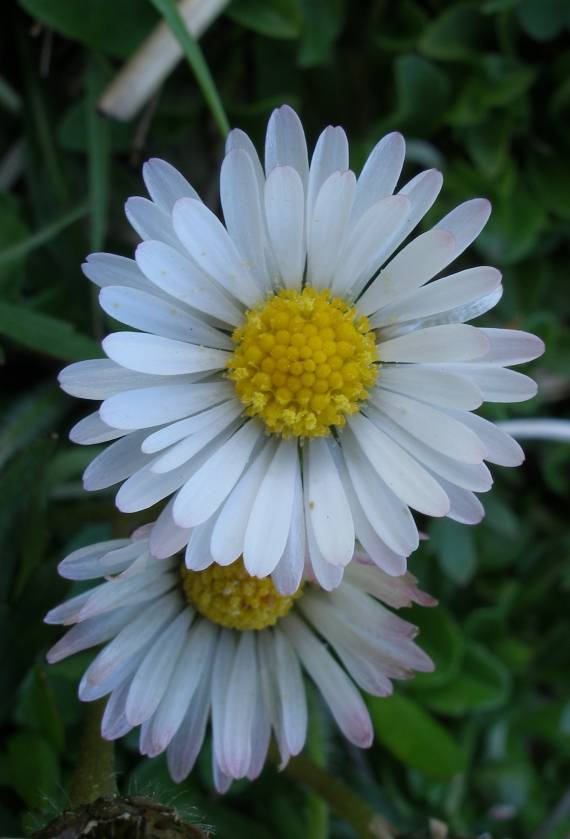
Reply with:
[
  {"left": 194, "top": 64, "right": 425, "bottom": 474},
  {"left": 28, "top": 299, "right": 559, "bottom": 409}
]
[
  {"left": 59, "top": 105, "right": 544, "bottom": 591},
  {"left": 46, "top": 529, "right": 435, "bottom": 791}
]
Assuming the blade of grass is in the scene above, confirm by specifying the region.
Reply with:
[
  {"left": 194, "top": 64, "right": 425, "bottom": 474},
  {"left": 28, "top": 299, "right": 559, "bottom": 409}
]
[
  {"left": 86, "top": 56, "right": 111, "bottom": 338},
  {"left": 0, "top": 203, "right": 88, "bottom": 267},
  {"left": 0, "top": 74, "right": 21, "bottom": 115},
  {"left": 147, "top": 0, "right": 230, "bottom": 138},
  {"left": 0, "top": 300, "right": 101, "bottom": 361}
]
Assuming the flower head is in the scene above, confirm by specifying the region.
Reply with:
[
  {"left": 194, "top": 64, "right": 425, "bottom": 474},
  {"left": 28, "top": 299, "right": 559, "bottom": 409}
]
[
  {"left": 46, "top": 529, "right": 434, "bottom": 791},
  {"left": 60, "top": 105, "right": 544, "bottom": 591}
]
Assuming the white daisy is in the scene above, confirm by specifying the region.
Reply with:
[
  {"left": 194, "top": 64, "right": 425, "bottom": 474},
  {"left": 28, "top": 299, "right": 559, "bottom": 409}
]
[
  {"left": 59, "top": 105, "right": 544, "bottom": 592},
  {"left": 45, "top": 528, "right": 434, "bottom": 791}
]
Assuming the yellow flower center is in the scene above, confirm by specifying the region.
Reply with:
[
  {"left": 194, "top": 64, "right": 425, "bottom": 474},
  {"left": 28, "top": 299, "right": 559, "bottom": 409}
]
[
  {"left": 227, "top": 287, "right": 378, "bottom": 437},
  {"left": 181, "top": 559, "right": 302, "bottom": 631}
]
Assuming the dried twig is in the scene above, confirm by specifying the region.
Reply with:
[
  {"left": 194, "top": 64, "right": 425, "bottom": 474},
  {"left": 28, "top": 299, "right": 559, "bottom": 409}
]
[{"left": 98, "top": 0, "right": 228, "bottom": 122}]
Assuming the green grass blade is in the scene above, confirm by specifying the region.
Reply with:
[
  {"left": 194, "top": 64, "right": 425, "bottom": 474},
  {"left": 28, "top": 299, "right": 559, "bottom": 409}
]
[
  {"left": 0, "top": 203, "right": 88, "bottom": 267},
  {"left": 148, "top": 0, "right": 230, "bottom": 138}
]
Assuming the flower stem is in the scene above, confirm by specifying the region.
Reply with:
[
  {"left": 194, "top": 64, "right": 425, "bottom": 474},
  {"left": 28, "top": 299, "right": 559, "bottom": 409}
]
[
  {"left": 69, "top": 700, "right": 117, "bottom": 806},
  {"left": 277, "top": 748, "right": 394, "bottom": 839}
]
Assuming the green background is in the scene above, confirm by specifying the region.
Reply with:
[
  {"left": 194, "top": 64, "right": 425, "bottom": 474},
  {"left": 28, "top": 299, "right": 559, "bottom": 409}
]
[{"left": 0, "top": 0, "right": 569, "bottom": 836}]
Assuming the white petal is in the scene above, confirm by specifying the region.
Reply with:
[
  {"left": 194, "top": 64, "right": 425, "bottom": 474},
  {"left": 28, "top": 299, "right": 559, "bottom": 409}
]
[
  {"left": 223, "top": 632, "right": 258, "bottom": 778},
  {"left": 392, "top": 168, "right": 444, "bottom": 251},
  {"left": 435, "top": 198, "right": 491, "bottom": 259},
  {"left": 305, "top": 438, "right": 354, "bottom": 566},
  {"left": 135, "top": 239, "right": 243, "bottom": 326},
  {"left": 70, "top": 412, "right": 127, "bottom": 445},
  {"left": 101, "top": 382, "right": 233, "bottom": 430},
  {"left": 82, "top": 252, "right": 153, "bottom": 292},
  {"left": 173, "top": 421, "right": 262, "bottom": 528},
  {"left": 57, "top": 539, "right": 131, "bottom": 580},
  {"left": 143, "top": 398, "right": 242, "bottom": 455},
  {"left": 126, "top": 610, "right": 191, "bottom": 725},
  {"left": 243, "top": 439, "right": 299, "bottom": 577},
  {"left": 265, "top": 105, "right": 309, "bottom": 187},
  {"left": 439, "top": 364, "right": 537, "bottom": 403},
  {"left": 150, "top": 405, "right": 243, "bottom": 473},
  {"left": 370, "top": 389, "right": 486, "bottom": 464},
  {"left": 116, "top": 457, "right": 199, "bottom": 513},
  {"left": 273, "top": 628, "right": 307, "bottom": 755},
  {"left": 445, "top": 409, "right": 524, "bottom": 467},
  {"left": 349, "top": 415, "right": 449, "bottom": 516},
  {"left": 477, "top": 328, "right": 545, "bottom": 366},
  {"left": 334, "top": 454, "right": 407, "bottom": 576},
  {"left": 226, "top": 128, "right": 265, "bottom": 193},
  {"left": 339, "top": 431, "right": 418, "bottom": 556},
  {"left": 125, "top": 196, "right": 179, "bottom": 248},
  {"left": 367, "top": 407, "right": 493, "bottom": 492},
  {"left": 46, "top": 606, "right": 137, "bottom": 664},
  {"left": 271, "top": 464, "right": 306, "bottom": 595},
  {"left": 371, "top": 266, "right": 502, "bottom": 328},
  {"left": 99, "top": 286, "right": 232, "bottom": 349},
  {"left": 264, "top": 166, "right": 305, "bottom": 289},
  {"left": 377, "top": 364, "right": 483, "bottom": 410},
  {"left": 211, "top": 630, "right": 237, "bottom": 776},
  {"left": 283, "top": 612, "right": 373, "bottom": 748},
  {"left": 101, "top": 681, "right": 134, "bottom": 740},
  {"left": 307, "top": 171, "right": 356, "bottom": 290},
  {"left": 145, "top": 619, "right": 217, "bottom": 755},
  {"left": 172, "top": 198, "right": 259, "bottom": 307},
  {"left": 59, "top": 359, "right": 173, "bottom": 400},
  {"left": 142, "top": 158, "right": 199, "bottom": 212},
  {"left": 437, "top": 477, "right": 485, "bottom": 525},
  {"left": 351, "top": 132, "right": 405, "bottom": 224},
  {"left": 331, "top": 195, "right": 411, "bottom": 295},
  {"left": 103, "top": 332, "right": 229, "bottom": 376},
  {"left": 83, "top": 592, "right": 180, "bottom": 686},
  {"left": 306, "top": 125, "right": 349, "bottom": 228},
  {"left": 210, "top": 439, "right": 278, "bottom": 566},
  {"left": 358, "top": 229, "right": 456, "bottom": 316},
  {"left": 167, "top": 657, "right": 213, "bottom": 782},
  {"left": 497, "top": 419, "right": 570, "bottom": 443},
  {"left": 221, "top": 148, "right": 270, "bottom": 292},
  {"left": 149, "top": 498, "right": 193, "bottom": 559},
  {"left": 184, "top": 517, "right": 216, "bottom": 571},
  {"left": 305, "top": 511, "right": 344, "bottom": 591},
  {"left": 379, "top": 324, "right": 490, "bottom": 363},
  {"left": 83, "top": 430, "right": 151, "bottom": 491}
]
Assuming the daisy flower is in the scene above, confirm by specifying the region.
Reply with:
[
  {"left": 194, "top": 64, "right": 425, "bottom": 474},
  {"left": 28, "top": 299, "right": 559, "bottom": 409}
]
[
  {"left": 59, "top": 105, "right": 544, "bottom": 592},
  {"left": 45, "top": 528, "right": 434, "bottom": 791}
]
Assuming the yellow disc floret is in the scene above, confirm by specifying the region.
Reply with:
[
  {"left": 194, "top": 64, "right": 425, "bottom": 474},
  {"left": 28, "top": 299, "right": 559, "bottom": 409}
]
[
  {"left": 181, "top": 559, "right": 302, "bottom": 631},
  {"left": 228, "top": 287, "right": 378, "bottom": 437}
]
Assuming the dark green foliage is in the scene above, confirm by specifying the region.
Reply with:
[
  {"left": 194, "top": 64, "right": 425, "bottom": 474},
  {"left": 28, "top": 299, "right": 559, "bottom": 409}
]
[{"left": 0, "top": 1, "right": 568, "bottom": 836}]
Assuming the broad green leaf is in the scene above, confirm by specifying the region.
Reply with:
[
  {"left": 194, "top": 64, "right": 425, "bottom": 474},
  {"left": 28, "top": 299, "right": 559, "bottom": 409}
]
[
  {"left": 408, "top": 605, "right": 464, "bottom": 690},
  {"left": 375, "top": 0, "right": 429, "bottom": 51},
  {"left": 5, "top": 731, "right": 60, "bottom": 809},
  {"left": 0, "top": 301, "right": 101, "bottom": 361},
  {"left": 367, "top": 693, "right": 465, "bottom": 779},
  {"left": 298, "top": 0, "right": 345, "bottom": 67},
  {"left": 462, "top": 114, "right": 511, "bottom": 178},
  {"left": 517, "top": 0, "right": 570, "bottom": 41},
  {"left": 420, "top": 3, "right": 489, "bottom": 61},
  {"left": 528, "top": 155, "right": 570, "bottom": 220},
  {"left": 14, "top": 667, "right": 65, "bottom": 752},
  {"left": 422, "top": 642, "right": 510, "bottom": 715},
  {"left": 391, "top": 54, "right": 450, "bottom": 132},
  {"left": 430, "top": 518, "right": 478, "bottom": 585},
  {"left": 19, "top": 0, "right": 158, "bottom": 58},
  {"left": 227, "top": 0, "right": 302, "bottom": 39},
  {"left": 0, "top": 385, "right": 66, "bottom": 471}
]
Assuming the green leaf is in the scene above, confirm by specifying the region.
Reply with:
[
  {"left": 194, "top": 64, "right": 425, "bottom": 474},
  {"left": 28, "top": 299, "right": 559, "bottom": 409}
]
[
  {"left": 528, "top": 154, "right": 570, "bottom": 220},
  {"left": 375, "top": 0, "right": 429, "bottom": 51},
  {"left": 462, "top": 113, "right": 511, "bottom": 178},
  {"left": 367, "top": 693, "right": 465, "bottom": 779},
  {"left": 517, "top": 0, "right": 570, "bottom": 41},
  {"left": 227, "top": 0, "right": 302, "bottom": 39},
  {"left": 420, "top": 3, "right": 489, "bottom": 61},
  {"left": 298, "top": 0, "right": 345, "bottom": 67},
  {"left": 408, "top": 605, "right": 465, "bottom": 690},
  {"left": 422, "top": 642, "right": 510, "bottom": 715},
  {"left": 0, "top": 202, "right": 88, "bottom": 268},
  {"left": 149, "top": 0, "right": 230, "bottom": 138},
  {"left": 0, "top": 301, "right": 101, "bottom": 361},
  {"left": 0, "top": 385, "right": 66, "bottom": 471},
  {"left": 5, "top": 731, "right": 60, "bottom": 809},
  {"left": 391, "top": 54, "right": 451, "bottom": 132},
  {"left": 430, "top": 518, "right": 478, "bottom": 585},
  {"left": 19, "top": 0, "right": 158, "bottom": 58}
]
